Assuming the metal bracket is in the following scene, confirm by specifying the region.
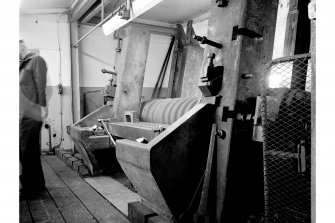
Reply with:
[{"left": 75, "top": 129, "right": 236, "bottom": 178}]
[
  {"left": 119, "top": 0, "right": 131, "bottom": 20},
  {"left": 118, "top": 9, "right": 130, "bottom": 20},
  {"left": 216, "top": 0, "right": 229, "bottom": 7},
  {"left": 232, "top": 26, "right": 263, "bottom": 41},
  {"left": 198, "top": 53, "right": 224, "bottom": 97},
  {"left": 222, "top": 106, "right": 236, "bottom": 122},
  {"left": 115, "top": 38, "right": 122, "bottom": 52}
]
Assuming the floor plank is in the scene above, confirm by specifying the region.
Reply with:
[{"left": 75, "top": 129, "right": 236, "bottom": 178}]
[
  {"left": 27, "top": 189, "right": 65, "bottom": 223},
  {"left": 20, "top": 200, "right": 33, "bottom": 223},
  {"left": 84, "top": 176, "right": 141, "bottom": 215},
  {"left": 43, "top": 156, "right": 130, "bottom": 223},
  {"left": 42, "top": 157, "right": 98, "bottom": 223}
]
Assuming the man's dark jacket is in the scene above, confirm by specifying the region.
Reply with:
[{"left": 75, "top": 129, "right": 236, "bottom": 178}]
[{"left": 19, "top": 53, "right": 47, "bottom": 120}]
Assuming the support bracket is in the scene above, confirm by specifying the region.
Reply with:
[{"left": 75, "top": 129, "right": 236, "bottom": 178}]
[
  {"left": 216, "top": 0, "right": 229, "bottom": 7},
  {"left": 232, "top": 26, "right": 263, "bottom": 41},
  {"left": 118, "top": 9, "right": 130, "bottom": 20},
  {"left": 222, "top": 106, "right": 236, "bottom": 122}
]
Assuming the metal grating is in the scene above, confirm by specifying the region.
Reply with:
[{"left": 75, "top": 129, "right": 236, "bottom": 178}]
[{"left": 261, "top": 54, "right": 311, "bottom": 223}]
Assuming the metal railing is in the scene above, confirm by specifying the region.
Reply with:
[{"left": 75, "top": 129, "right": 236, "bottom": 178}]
[{"left": 261, "top": 54, "right": 312, "bottom": 223}]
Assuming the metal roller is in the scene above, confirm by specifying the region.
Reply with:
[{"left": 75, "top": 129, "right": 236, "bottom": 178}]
[{"left": 141, "top": 97, "right": 198, "bottom": 125}]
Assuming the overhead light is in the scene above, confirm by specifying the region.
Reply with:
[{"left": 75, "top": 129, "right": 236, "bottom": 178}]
[{"left": 102, "top": 0, "right": 164, "bottom": 36}]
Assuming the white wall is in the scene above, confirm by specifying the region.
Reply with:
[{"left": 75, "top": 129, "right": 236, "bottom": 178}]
[
  {"left": 20, "top": 13, "right": 73, "bottom": 151},
  {"left": 78, "top": 25, "right": 116, "bottom": 88},
  {"left": 20, "top": 14, "right": 71, "bottom": 86},
  {"left": 143, "top": 34, "right": 173, "bottom": 88},
  {"left": 192, "top": 18, "right": 209, "bottom": 38}
]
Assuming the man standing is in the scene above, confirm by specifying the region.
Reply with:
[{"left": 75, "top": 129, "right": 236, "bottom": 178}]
[{"left": 19, "top": 39, "right": 48, "bottom": 198}]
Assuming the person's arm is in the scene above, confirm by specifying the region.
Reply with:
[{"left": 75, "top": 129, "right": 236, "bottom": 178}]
[
  {"left": 32, "top": 56, "right": 48, "bottom": 119},
  {"left": 32, "top": 56, "right": 47, "bottom": 106}
]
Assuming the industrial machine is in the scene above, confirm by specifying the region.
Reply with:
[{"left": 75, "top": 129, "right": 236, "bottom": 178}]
[
  {"left": 67, "top": 0, "right": 314, "bottom": 221},
  {"left": 68, "top": 20, "right": 218, "bottom": 221},
  {"left": 110, "top": 97, "right": 214, "bottom": 220},
  {"left": 69, "top": 96, "right": 216, "bottom": 220},
  {"left": 68, "top": 104, "right": 118, "bottom": 176}
]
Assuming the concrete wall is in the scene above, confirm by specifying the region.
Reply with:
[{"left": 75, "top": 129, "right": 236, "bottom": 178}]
[{"left": 20, "top": 13, "right": 73, "bottom": 152}]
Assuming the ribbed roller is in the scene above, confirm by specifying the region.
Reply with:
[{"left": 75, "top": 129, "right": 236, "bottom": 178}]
[{"left": 140, "top": 97, "right": 198, "bottom": 125}]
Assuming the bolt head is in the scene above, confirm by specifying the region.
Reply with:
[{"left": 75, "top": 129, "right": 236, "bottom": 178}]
[{"left": 207, "top": 53, "right": 215, "bottom": 59}]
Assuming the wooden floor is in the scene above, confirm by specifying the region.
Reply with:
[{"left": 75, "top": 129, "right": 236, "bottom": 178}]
[{"left": 20, "top": 155, "right": 130, "bottom": 223}]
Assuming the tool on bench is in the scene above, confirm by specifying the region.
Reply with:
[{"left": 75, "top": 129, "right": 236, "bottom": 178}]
[
  {"left": 98, "top": 118, "right": 116, "bottom": 147},
  {"left": 193, "top": 123, "right": 217, "bottom": 223}
]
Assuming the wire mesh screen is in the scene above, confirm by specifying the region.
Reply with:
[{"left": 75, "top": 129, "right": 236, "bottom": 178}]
[{"left": 261, "top": 54, "right": 311, "bottom": 223}]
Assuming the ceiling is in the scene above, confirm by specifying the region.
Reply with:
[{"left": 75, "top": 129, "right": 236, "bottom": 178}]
[
  {"left": 20, "top": 0, "right": 210, "bottom": 25},
  {"left": 140, "top": 0, "right": 209, "bottom": 24},
  {"left": 20, "top": 0, "right": 75, "bottom": 9}
]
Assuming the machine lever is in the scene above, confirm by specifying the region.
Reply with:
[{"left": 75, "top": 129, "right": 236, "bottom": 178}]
[
  {"left": 98, "top": 119, "right": 116, "bottom": 147},
  {"left": 193, "top": 124, "right": 217, "bottom": 223},
  {"left": 297, "top": 140, "right": 306, "bottom": 174},
  {"left": 101, "top": 69, "right": 117, "bottom": 75},
  {"left": 193, "top": 35, "right": 222, "bottom": 49}
]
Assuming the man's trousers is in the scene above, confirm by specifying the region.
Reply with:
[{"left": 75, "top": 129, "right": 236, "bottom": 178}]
[{"left": 19, "top": 117, "right": 45, "bottom": 194}]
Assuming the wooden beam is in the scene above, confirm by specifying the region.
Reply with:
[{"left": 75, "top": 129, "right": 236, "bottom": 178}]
[
  {"left": 283, "top": 0, "right": 299, "bottom": 56},
  {"left": 167, "top": 24, "right": 187, "bottom": 98},
  {"left": 167, "top": 38, "right": 179, "bottom": 98},
  {"left": 203, "top": 0, "right": 279, "bottom": 221},
  {"left": 112, "top": 23, "right": 151, "bottom": 119},
  {"left": 81, "top": 0, "right": 113, "bottom": 23},
  {"left": 102, "top": 0, "right": 164, "bottom": 36},
  {"left": 71, "top": 0, "right": 98, "bottom": 21},
  {"left": 185, "top": 20, "right": 200, "bottom": 46}
]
